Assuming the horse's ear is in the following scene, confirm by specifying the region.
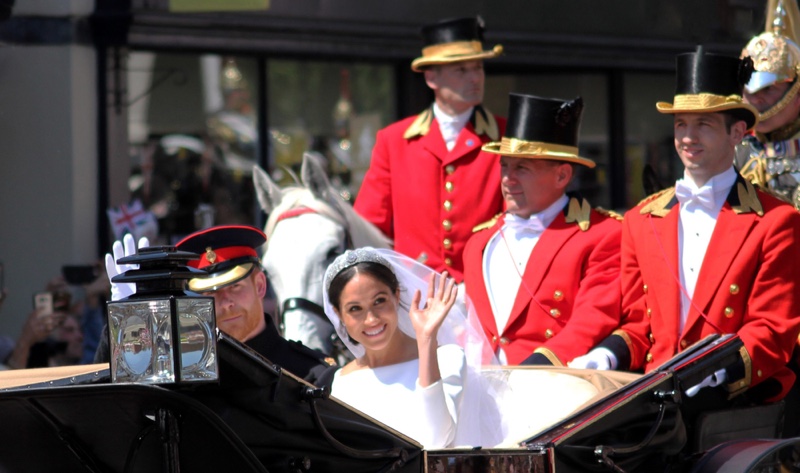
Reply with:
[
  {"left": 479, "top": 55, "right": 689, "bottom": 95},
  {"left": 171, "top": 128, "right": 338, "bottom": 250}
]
[
  {"left": 301, "top": 152, "right": 335, "bottom": 202},
  {"left": 252, "top": 165, "right": 284, "bottom": 213}
]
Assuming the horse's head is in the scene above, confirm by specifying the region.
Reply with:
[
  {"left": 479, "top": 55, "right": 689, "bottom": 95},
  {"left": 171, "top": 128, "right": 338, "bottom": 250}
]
[{"left": 253, "top": 152, "right": 391, "bottom": 356}]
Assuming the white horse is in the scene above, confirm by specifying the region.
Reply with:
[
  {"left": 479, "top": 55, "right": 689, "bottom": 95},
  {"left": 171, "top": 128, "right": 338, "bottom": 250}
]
[{"left": 253, "top": 152, "right": 392, "bottom": 357}]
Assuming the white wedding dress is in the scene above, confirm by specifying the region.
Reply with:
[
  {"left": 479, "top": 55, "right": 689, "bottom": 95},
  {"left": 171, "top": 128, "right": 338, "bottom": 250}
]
[{"left": 331, "top": 344, "right": 465, "bottom": 449}]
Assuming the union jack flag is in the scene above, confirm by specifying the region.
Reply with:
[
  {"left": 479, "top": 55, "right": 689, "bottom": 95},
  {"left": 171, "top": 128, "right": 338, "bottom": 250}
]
[{"left": 107, "top": 199, "right": 159, "bottom": 242}]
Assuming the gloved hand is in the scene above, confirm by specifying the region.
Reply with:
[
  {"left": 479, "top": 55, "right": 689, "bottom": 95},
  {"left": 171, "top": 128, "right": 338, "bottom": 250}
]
[
  {"left": 105, "top": 234, "right": 150, "bottom": 301},
  {"left": 685, "top": 368, "right": 727, "bottom": 397},
  {"left": 568, "top": 348, "right": 618, "bottom": 370}
]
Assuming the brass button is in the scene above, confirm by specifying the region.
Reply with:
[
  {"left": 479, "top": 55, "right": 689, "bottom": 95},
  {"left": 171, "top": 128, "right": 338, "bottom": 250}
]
[
  {"left": 442, "top": 219, "right": 452, "bottom": 231},
  {"left": 647, "top": 308, "right": 652, "bottom": 318},
  {"left": 491, "top": 335, "right": 497, "bottom": 343},
  {"left": 445, "top": 181, "right": 454, "bottom": 192},
  {"left": 443, "top": 200, "right": 452, "bottom": 212},
  {"left": 643, "top": 284, "right": 648, "bottom": 294},
  {"left": 549, "top": 308, "right": 561, "bottom": 318},
  {"left": 724, "top": 307, "right": 734, "bottom": 318},
  {"left": 646, "top": 353, "right": 653, "bottom": 363},
  {"left": 729, "top": 284, "right": 739, "bottom": 295},
  {"left": 444, "top": 257, "right": 452, "bottom": 266},
  {"left": 553, "top": 290, "right": 564, "bottom": 301},
  {"left": 757, "top": 369, "right": 763, "bottom": 378},
  {"left": 544, "top": 329, "right": 554, "bottom": 339},
  {"left": 443, "top": 238, "right": 452, "bottom": 250},
  {"left": 445, "top": 164, "right": 456, "bottom": 175},
  {"left": 680, "top": 339, "right": 687, "bottom": 349},
  {"left": 499, "top": 337, "right": 509, "bottom": 346},
  {"left": 649, "top": 333, "right": 655, "bottom": 343}
]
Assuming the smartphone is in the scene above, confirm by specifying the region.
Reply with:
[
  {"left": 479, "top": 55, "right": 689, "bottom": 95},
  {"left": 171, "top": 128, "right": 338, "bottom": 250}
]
[
  {"left": 62, "top": 264, "right": 97, "bottom": 285},
  {"left": 33, "top": 291, "right": 53, "bottom": 318}
]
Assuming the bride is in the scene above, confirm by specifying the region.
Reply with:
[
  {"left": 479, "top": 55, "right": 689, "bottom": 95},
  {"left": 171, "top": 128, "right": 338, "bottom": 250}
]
[{"left": 322, "top": 247, "right": 505, "bottom": 448}]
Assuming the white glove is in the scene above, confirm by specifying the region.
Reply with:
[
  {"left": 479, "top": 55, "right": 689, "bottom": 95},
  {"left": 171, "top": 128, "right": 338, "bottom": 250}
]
[
  {"left": 568, "top": 348, "right": 618, "bottom": 370},
  {"left": 685, "top": 368, "right": 727, "bottom": 397},
  {"left": 105, "top": 234, "right": 150, "bottom": 301}
]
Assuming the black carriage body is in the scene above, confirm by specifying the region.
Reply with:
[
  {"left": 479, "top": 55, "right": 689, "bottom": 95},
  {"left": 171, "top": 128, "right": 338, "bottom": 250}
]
[{"left": 0, "top": 333, "right": 790, "bottom": 473}]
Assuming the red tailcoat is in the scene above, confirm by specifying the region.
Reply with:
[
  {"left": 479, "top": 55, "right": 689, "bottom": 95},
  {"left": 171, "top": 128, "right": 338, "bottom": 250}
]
[
  {"left": 613, "top": 178, "right": 800, "bottom": 400},
  {"left": 354, "top": 106, "right": 505, "bottom": 282},
  {"left": 462, "top": 199, "right": 622, "bottom": 365}
]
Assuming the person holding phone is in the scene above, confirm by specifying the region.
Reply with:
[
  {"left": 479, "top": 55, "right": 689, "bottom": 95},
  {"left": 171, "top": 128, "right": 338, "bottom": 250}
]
[{"left": 6, "top": 278, "right": 72, "bottom": 369}]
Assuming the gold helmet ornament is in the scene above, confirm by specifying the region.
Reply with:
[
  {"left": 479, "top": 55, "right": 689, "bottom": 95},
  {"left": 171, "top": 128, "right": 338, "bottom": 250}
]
[
  {"left": 221, "top": 57, "right": 248, "bottom": 93},
  {"left": 741, "top": 0, "right": 800, "bottom": 121}
]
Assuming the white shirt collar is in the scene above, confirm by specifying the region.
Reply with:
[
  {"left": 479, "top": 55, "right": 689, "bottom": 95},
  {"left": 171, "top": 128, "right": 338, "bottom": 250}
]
[{"left": 503, "top": 194, "right": 569, "bottom": 232}]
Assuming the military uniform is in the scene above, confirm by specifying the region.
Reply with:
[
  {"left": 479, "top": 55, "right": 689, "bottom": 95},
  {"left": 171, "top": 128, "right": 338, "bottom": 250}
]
[
  {"left": 737, "top": 0, "right": 800, "bottom": 209},
  {"left": 354, "top": 107, "right": 505, "bottom": 282},
  {"left": 737, "top": 125, "right": 800, "bottom": 209},
  {"left": 463, "top": 196, "right": 622, "bottom": 365}
]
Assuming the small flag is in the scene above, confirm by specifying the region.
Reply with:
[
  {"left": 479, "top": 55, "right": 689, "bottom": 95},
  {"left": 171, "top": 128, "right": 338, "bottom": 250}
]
[{"left": 107, "top": 199, "right": 159, "bottom": 242}]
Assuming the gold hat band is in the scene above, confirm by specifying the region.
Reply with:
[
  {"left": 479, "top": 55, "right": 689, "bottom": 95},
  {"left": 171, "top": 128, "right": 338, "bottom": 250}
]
[
  {"left": 499, "top": 137, "right": 579, "bottom": 156},
  {"left": 421, "top": 40, "right": 485, "bottom": 59},
  {"left": 671, "top": 93, "right": 744, "bottom": 109}
]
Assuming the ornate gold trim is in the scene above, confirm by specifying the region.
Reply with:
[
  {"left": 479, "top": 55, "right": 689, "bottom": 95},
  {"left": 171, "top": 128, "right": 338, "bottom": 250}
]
[
  {"left": 726, "top": 345, "right": 752, "bottom": 398},
  {"left": 639, "top": 188, "right": 676, "bottom": 217},
  {"left": 472, "top": 213, "right": 502, "bottom": 233},
  {"left": 403, "top": 108, "right": 433, "bottom": 139},
  {"left": 733, "top": 180, "right": 765, "bottom": 216},
  {"left": 533, "top": 347, "right": 564, "bottom": 366},
  {"left": 565, "top": 197, "right": 592, "bottom": 231}
]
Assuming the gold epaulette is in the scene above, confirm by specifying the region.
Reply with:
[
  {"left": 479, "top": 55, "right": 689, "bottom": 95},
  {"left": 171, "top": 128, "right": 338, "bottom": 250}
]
[
  {"left": 472, "top": 213, "right": 502, "bottom": 233},
  {"left": 565, "top": 196, "right": 592, "bottom": 231},
  {"left": 595, "top": 207, "right": 624, "bottom": 222},
  {"left": 403, "top": 108, "right": 433, "bottom": 139},
  {"left": 732, "top": 180, "right": 764, "bottom": 216},
  {"left": 474, "top": 106, "right": 500, "bottom": 141},
  {"left": 639, "top": 187, "right": 676, "bottom": 217}
]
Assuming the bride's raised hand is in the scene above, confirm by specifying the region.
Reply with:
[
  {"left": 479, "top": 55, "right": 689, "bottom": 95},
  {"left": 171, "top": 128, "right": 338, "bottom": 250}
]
[{"left": 409, "top": 270, "right": 458, "bottom": 342}]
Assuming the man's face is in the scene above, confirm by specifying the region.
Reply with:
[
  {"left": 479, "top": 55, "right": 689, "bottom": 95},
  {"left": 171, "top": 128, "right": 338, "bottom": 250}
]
[
  {"left": 744, "top": 81, "right": 800, "bottom": 133},
  {"left": 500, "top": 156, "right": 572, "bottom": 218},
  {"left": 673, "top": 112, "right": 745, "bottom": 185},
  {"left": 424, "top": 60, "right": 485, "bottom": 114},
  {"left": 206, "top": 270, "right": 267, "bottom": 342}
]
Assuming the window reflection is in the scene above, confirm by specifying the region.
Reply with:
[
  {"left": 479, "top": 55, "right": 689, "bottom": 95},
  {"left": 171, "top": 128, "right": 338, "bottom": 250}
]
[
  {"left": 126, "top": 54, "right": 396, "bottom": 244},
  {"left": 127, "top": 53, "right": 259, "bottom": 244},
  {"left": 266, "top": 60, "right": 396, "bottom": 202}
]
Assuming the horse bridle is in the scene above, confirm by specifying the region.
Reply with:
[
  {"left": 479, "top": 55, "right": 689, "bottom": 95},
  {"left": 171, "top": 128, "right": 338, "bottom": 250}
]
[{"left": 274, "top": 205, "right": 353, "bottom": 327}]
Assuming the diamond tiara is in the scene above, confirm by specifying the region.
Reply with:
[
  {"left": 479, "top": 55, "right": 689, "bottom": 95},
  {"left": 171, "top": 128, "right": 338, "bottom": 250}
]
[{"left": 324, "top": 247, "right": 392, "bottom": 292}]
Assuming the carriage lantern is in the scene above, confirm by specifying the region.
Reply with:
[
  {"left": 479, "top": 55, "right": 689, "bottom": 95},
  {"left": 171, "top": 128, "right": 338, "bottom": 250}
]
[{"left": 106, "top": 246, "right": 218, "bottom": 384}]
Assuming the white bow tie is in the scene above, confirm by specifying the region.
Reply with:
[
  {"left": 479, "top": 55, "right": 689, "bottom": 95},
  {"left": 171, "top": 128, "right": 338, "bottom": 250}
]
[
  {"left": 503, "top": 214, "right": 546, "bottom": 237},
  {"left": 675, "top": 180, "right": 715, "bottom": 210}
]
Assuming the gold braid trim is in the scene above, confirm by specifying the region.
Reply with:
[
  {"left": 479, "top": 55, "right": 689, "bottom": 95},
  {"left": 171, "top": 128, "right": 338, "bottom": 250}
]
[
  {"left": 565, "top": 197, "right": 592, "bottom": 231},
  {"left": 733, "top": 180, "right": 765, "bottom": 216},
  {"left": 403, "top": 108, "right": 433, "bottom": 139},
  {"left": 533, "top": 347, "right": 564, "bottom": 367},
  {"left": 421, "top": 41, "right": 485, "bottom": 58},
  {"left": 671, "top": 93, "right": 746, "bottom": 109},
  {"left": 472, "top": 213, "right": 502, "bottom": 233},
  {"left": 499, "top": 137, "right": 579, "bottom": 156},
  {"left": 726, "top": 345, "right": 752, "bottom": 398}
]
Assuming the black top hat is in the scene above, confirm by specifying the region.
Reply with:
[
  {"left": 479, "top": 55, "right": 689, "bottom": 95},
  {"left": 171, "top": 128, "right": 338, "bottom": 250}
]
[
  {"left": 176, "top": 225, "right": 265, "bottom": 292},
  {"left": 656, "top": 48, "right": 759, "bottom": 130},
  {"left": 411, "top": 16, "right": 503, "bottom": 72},
  {"left": 482, "top": 93, "right": 595, "bottom": 168}
]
